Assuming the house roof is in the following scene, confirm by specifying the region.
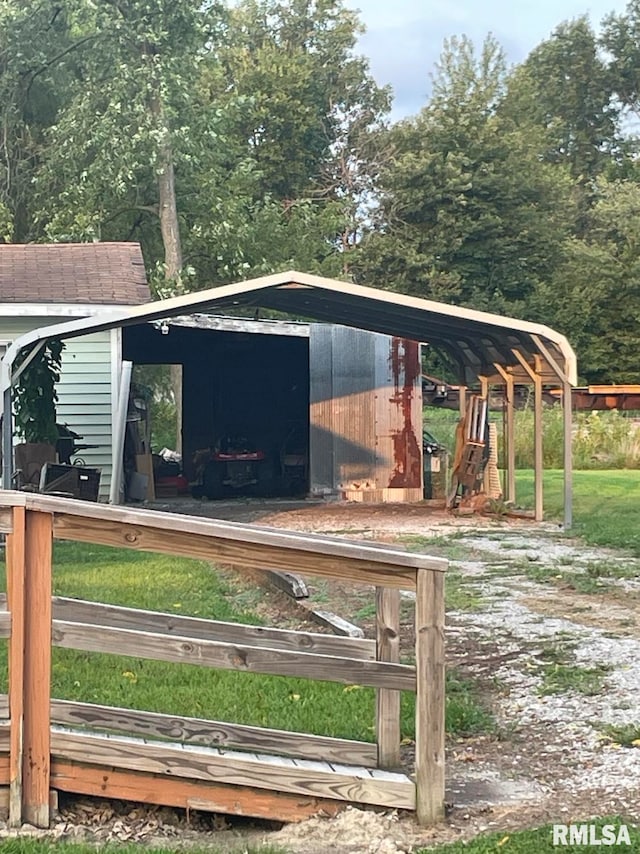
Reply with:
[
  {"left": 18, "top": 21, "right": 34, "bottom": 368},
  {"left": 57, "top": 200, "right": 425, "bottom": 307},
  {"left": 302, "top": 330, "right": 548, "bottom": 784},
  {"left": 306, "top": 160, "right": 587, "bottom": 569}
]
[
  {"left": 0, "top": 242, "right": 150, "bottom": 305},
  {"left": 0, "top": 270, "right": 577, "bottom": 388}
]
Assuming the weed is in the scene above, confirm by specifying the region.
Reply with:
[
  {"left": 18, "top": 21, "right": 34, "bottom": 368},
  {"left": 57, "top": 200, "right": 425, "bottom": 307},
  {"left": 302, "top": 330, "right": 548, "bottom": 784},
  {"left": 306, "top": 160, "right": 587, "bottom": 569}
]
[
  {"left": 445, "top": 573, "right": 483, "bottom": 612},
  {"left": 539, "top": 663, "right": 611, "bottom": 696},
  {"left": 584, "top": 560, "right": 640, "bottom": 581},
  {"left": 599, "top": 723, "right": 640, "bottom": 747},
  {"left": 536, "top": 640, "right": 577, "bottom": 666},
  {"left": 445, "top": 672, "right": 495, "bottom": 737},
  {"left": 524, "top": 565, "right": 559, "bottom": 584},
  {"left": 353, "top": 602, "right": 377, "bottom": 621}
]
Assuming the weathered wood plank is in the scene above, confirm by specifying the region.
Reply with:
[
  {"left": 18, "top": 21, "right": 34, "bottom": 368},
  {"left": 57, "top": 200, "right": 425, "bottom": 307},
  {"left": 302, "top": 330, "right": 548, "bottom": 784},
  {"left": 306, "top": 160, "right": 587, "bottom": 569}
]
[
  {"left": 50, "top": 761, "right": 343, "bottom": 823},
  {"left": 52, "top": 513, "right": 422, "bottom": 589},
  {"left": 23, "top": 509, "right": 52, "bottom": 828},
  {"left": 6, "top": 505, "right": 25, "bottom": 825},
  {"left": 376, "top": 587, "right": 401, "bottom": 769},
  {"left": 51, "top": 597, "right": 375, "bottom": 660},
  {"left": 50, "top": 729, "right": 415, "bottom": 809},
  {"left": 51, "top": 621, "right": 416, "bottom": 691},
  {"left": 16, "top": 493, "right": 443, "bottom": 570},
  {"left": 0, "top": 722, "right": 10, "bottom": 751},
  {"left": 415, "top": 569, "right": 445, "bottom": 825},
  {"left": 50, "top": 700, "right": 378, "bottom": 767},
  {"left": 0, "top": 613, "right": 11, "bottom": 639},
  {"left": 0, "top": 508, "right": 13, "bottom": 535},
  {"left": 262, "top": 569, "right": 309, "bottom": 599},
  {"left": 0, "top": 695, "right": 9, "bottom": 720},
  {"left": 299, "top": 603, "right": 365, "bottom": 638},
  {"left": 0, "top": 756, "right": 11, "bottom": 785}
]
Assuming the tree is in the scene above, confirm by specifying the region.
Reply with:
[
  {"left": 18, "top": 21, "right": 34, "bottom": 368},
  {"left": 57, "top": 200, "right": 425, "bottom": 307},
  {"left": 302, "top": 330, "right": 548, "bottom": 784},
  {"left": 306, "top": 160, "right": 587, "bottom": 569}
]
[
  {"left": 502, "top": 17, "right": 620, "bottom": 187},
  {"left": 358, "top": 36, "right": 575, "bottom": 317},
  {"left": 535, "top": 179, "right": 640, "bottom": 383},
  {"left": 34, "top": 0, "right": 224, "bottom": 284},
  {"left": 189, "top": 0, "right": 390, "bottom": 282},
  {"left": 0, "top": 1, "right": 85, "bottom": 242}
]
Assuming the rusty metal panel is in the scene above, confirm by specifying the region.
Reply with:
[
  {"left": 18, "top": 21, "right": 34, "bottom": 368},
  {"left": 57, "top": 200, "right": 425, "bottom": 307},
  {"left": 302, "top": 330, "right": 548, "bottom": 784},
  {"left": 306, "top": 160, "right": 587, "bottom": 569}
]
[
  {"left": 309, "top": 325, "right": 422, "bottom": 501},
  {"left": 375, "top": 337, "right": 423, "bottom": 494}
]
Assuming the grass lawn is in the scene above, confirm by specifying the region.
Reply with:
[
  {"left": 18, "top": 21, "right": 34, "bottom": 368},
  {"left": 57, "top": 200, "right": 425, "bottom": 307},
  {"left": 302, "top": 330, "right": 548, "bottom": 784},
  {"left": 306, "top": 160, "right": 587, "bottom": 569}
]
[
  {"left": 516, "top": 469, "right": 640, "bottom": 555},
  {"left": 0, "top": 542, "right": 491, "bottom": 743},
  {"left": 0, "top": 819, "right": 637, "bottom": 854},
  {"left": 418, "top": 818, "right": 639, "bottom": 852}
]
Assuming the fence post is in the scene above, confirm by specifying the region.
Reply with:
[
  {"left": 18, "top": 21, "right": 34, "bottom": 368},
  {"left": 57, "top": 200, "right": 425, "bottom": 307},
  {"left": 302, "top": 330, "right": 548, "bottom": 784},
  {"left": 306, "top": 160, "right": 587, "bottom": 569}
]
[
  {"left": 415, "top": 568, "right": 445, "bottom": 824},
  {"left": 22, "top": 509, "right": 53, "bottom": 827},
  {"left": 375, "top": 586, "right": 400, "bottom": 768},
  {"left": 7, "top": 505, "right": 26, "bottom": 826}
]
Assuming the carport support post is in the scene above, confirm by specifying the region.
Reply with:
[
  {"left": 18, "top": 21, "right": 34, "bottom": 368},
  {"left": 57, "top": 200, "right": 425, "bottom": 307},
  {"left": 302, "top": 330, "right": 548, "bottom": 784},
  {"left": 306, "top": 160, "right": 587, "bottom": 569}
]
[
  {"left": 562, "top": 380, "right": 573, "bottom": 530},
  {"left": 493, "top": 365, "right": 516, "bottom": 503},
  {"left": 530, "top": 334, "right": 573, "bottom": 530},
  {"left": 512, "top": 351, "right": 544, "bottom": 522},
  {"left": 458, "top": 385, "right": 467, "bottom": 419}
]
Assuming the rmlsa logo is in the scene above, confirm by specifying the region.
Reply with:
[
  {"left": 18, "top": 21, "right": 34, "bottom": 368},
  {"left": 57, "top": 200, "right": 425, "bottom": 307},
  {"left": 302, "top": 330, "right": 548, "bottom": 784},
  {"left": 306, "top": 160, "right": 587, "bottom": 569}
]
[{"left": 552, "top": 824, "right": 631, "bottom": 846}]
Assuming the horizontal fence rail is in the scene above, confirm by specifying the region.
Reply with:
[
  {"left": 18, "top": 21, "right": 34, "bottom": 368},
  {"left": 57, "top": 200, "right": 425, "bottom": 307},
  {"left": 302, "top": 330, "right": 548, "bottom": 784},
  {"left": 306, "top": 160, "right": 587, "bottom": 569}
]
[{"left": 0, "top": 491, "right": 446, "bottom": 827}]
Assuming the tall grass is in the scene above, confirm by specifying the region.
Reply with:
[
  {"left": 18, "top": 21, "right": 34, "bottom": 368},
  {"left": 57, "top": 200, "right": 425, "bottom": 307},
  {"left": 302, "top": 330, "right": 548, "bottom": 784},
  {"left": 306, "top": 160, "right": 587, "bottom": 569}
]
[{"left": 425, "top": 405, "right": 640, "bottom": 470}]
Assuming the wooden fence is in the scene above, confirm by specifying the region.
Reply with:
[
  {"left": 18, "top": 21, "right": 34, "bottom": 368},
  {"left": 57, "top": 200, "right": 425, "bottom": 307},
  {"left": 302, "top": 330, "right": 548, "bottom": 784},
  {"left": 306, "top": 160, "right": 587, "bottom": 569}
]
[{"left": 0, "top": 491, "right": 447, "bottom": 827}]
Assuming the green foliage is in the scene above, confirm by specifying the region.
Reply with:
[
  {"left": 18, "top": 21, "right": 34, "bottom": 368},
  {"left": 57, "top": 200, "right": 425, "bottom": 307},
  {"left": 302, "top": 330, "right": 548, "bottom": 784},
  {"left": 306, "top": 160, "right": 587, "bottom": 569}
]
[
  {"left": 512, "top": 405, "right": 640, "bottom": 470},
  {"left": 11, "top": 0, "right": 387, "bottom": 285},
  {"left": 503, "top": 17, "right": 619, "bottom": 184},
  {"left": 358, "top": 35, "right": 575, "bottom": 319},
  {"left": 13, "top": 339, "right": 64, "bottom": 444}
]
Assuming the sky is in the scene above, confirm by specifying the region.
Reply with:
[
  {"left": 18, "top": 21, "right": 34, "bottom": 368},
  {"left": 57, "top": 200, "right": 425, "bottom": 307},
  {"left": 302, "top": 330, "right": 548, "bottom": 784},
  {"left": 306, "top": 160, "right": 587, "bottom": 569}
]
[{"left": 353, "top": 0, "right": 631, "bottom": 120}]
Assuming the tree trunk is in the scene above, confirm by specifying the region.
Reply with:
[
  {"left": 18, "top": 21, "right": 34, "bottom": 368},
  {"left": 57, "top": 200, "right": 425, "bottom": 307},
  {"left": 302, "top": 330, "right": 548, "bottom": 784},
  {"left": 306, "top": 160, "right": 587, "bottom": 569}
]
[{"left": 153, "top": 94, "right": 184, "bottom": 455}]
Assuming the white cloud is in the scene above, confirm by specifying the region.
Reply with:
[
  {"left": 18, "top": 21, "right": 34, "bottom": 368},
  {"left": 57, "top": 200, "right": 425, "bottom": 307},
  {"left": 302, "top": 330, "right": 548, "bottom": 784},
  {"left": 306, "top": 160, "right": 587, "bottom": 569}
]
[{"left": 353, "top": 0, "right": 630, "bottom": 119}]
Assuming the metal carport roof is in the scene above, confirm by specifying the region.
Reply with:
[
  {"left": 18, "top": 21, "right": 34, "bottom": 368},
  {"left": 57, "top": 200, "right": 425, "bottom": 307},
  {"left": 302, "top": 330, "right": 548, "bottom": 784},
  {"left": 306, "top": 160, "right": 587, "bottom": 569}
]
[
  {"left": 1, "top": 269, "right": 577, "bottom": 388},
  {"left": 0, "top": 268, "right": 576, "bottom": 525}
]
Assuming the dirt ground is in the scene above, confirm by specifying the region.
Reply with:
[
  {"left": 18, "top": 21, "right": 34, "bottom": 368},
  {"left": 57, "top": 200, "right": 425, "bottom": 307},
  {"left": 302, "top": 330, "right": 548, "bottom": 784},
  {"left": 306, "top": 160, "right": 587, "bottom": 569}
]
[{"left": 8, "top": 497, "right": 640, "bottom": 853}]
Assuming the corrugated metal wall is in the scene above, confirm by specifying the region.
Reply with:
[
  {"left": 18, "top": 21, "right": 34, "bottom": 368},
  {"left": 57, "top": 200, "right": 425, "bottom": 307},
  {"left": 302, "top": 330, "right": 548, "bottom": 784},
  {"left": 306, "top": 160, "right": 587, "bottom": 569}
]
[
  {"left": 309, "top": 325, "right": 423, "bottom": 502},
  {"left": 0, "top": 318, "right": 114, "bottom": 500}
]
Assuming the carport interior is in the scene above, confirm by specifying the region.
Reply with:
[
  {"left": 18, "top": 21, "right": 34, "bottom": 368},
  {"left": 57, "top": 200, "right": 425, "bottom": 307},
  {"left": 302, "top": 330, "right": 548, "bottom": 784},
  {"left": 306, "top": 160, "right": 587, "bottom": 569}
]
[{"left": 123, "top": 322, "right": 310, "bottom": 494}]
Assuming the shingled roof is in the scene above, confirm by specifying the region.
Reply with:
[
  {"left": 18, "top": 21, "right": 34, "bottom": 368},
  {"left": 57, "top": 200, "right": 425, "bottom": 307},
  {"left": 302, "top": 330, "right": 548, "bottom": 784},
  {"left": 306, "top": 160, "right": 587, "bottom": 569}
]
[{"left": 0, "top": 242, "right": 150, "bottom": 305}]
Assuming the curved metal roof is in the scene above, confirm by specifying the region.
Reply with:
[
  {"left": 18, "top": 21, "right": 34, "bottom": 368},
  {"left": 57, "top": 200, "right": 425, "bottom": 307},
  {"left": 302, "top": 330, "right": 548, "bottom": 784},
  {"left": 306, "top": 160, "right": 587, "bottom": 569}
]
[{"left": 1, "top": 269, "right": 577, "bottom": 391}]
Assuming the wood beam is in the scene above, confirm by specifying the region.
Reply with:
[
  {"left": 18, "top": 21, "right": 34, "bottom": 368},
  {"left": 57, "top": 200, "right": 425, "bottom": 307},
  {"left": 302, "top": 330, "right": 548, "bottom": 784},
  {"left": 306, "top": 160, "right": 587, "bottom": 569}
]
[
  {"left": 22, "top": 510, "right": 52, "bottom": 827},
  {"left": 531, "top": 334, "right": 574, "bottom": 531},
  {"left": 6, "top": 506, "right": 25, "bottom": 826},
  {"left": 50, "top": 761, "right": 344, "bottom": 823},
  {"left": 493, "top": 364, "right": 515, "bottom": 503},
  {"left": 512, "top": 350, "right": 544, "bottom": 521},
  {"left": 415, "top": 569, "right": 445, "bottom": 825},
  {"left": 376, "top": 587, "right": 400, "bottom": 769}
]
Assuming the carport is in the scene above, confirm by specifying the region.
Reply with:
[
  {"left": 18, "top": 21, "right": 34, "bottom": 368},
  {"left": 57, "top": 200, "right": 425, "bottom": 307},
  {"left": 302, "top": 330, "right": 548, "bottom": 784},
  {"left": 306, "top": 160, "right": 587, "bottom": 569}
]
[{"left": 1, "top": 269, "right": 577, "bottom": 526}]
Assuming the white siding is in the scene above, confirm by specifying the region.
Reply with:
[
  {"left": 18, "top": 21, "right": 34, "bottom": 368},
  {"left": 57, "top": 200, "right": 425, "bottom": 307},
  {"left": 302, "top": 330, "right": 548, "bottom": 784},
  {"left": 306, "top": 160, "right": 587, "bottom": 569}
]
[
  {"left": 0, "top": 316, "right": 115, "bottom": 500},
  {"left": 57, "top": 333, "right": 113, "bottom": 499}
]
